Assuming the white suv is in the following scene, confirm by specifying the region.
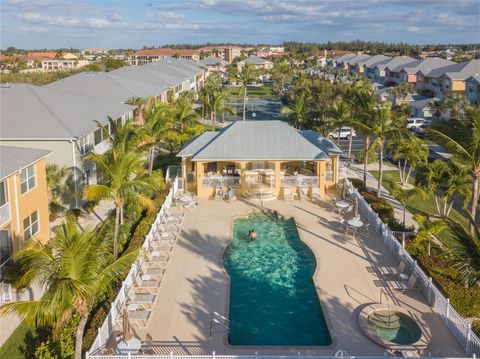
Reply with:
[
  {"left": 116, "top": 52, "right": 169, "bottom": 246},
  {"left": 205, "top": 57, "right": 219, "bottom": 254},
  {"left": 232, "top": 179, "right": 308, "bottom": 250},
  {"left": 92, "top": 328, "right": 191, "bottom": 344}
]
[
  {"left": 329, "top": 127, "right": 356, "bottom": 139},
  {"left": 406, "top": 118, "right": 428, "bottom": 130}
]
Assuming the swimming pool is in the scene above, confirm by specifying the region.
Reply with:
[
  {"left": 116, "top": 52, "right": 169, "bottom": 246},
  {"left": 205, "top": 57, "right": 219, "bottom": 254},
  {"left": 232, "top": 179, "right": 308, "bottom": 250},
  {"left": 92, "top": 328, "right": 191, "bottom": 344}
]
[{"left": 224, "top": 212, "right": 332, "bottom": 346}]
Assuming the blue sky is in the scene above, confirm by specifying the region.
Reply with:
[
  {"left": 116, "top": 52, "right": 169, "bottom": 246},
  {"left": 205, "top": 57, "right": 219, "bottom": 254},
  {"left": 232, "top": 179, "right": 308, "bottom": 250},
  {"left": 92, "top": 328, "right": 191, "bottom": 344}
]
[{"left": 1, "top": 0, "right": 479, "bottom": 49}]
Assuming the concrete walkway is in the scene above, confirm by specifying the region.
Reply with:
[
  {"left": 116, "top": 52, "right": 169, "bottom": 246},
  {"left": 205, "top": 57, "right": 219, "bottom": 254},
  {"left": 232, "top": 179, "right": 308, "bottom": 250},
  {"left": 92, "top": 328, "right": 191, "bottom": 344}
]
[{"left": 128, "top": 197, "right": 463, "bottom": 357}]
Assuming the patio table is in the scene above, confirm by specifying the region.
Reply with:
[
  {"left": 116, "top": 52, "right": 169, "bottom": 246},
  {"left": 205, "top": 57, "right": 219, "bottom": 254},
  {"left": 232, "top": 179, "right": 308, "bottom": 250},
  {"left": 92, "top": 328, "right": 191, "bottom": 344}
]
[
  {"left": 178, "top": 195, "right": 193, "bottom": 203},
  {"left": 335, "top": 200, "right": 350, "bottom": 214},
  {"left": 116, "top": 337, "right": 141, "bottom": 355},
  {"left": 346, "top": 218, "right": 363, "bottom": 238}
]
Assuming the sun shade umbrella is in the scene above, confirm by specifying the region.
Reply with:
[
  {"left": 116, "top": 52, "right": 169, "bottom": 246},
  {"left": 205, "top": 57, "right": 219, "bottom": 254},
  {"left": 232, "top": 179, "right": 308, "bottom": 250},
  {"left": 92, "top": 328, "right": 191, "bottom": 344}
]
[
  {"left": 354, "top": 197, "right": 359, "bottom": 218},
  {"left": 340, "top": 181, "right": 346, "bottom": 200},
  {"left": 123, "top": 307, "right": 133, "bottom": 341}
]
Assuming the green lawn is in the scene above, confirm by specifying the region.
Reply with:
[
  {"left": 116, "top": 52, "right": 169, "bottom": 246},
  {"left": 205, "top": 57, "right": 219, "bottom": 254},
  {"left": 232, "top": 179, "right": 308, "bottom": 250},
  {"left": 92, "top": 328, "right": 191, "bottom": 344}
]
[
  {"left": 369, "top": 169, "right": 468, "bottom": 247},
  {"left": 0, "top": 323, "right": 40, "bottom": 359},
  {"left": 224, "top": 85, "right": 275, "bottom": 99}
]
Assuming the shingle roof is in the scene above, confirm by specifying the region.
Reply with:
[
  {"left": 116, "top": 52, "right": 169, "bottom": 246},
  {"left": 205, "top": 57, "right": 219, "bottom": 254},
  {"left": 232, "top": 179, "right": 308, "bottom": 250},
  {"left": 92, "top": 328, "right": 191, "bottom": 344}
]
[
  {"left": 442, "top": 60, "right": 480, "bottom": 80},
  {"left": 400, "top": 57, "right": 454, "bottom": 75},
  {"left": 0, "top": 146, "right": 52, "bottom": 181},
  {"left": 376, "top": 56, "right": 416, "bottom": 71},
  {"left": 45, "top": 71, "right": 168, "bottom": 102},
  {"left": 357, "top": 55, "right": 391, "bottom": 67},
  {"left": 345, "top": 54, "right": 371, "bottom": 65},
  {"left": 177, "top": 121, "right": 341, "bottom": 161},
  {"left": 0, "top": 84, "right": 135, "bottom": 139}
]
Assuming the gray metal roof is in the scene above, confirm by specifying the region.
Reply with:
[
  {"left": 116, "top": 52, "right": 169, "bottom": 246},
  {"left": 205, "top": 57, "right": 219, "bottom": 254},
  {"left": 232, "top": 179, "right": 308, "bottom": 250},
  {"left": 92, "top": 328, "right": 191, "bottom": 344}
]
[
  {"left": 199, "top": 57, "right": 227, "bottom": 66},
  {"left": 345, "top": 54, "right": 371, "bottom": 66},
  {"left": 399, "top": 57, "right": 454, "bottom": 75},
  {"left": 45, "top": 71, "right": 168, "bottom": 102},
  {"left": 0, "top": 84, "right": 135, "bottom": 139},
  {"left": 409, "top": 97, "right": 437, "bottom": 110},
  {"left": 243, "top": 56, "right": 271, "bottom": 65},
  {"left": 357, "top": 55, "right": 391, "bottom": 67},
  {"left": 177, "top": 121, "right": 341, "bottom": 161},
  {"left": 466, "top": 73, "right": 480, "bottom": 83},
  {"left": 299, "top": 130, "right": 342, "bottom": 154},
  {"left": 0, "top": 146, "right": 52, "bottom": 181},
  {"left": 111, "top": 65, "right": 178, "bottom": 87},
  {"left": 332, "top": 54, "right": 356, "bottom": 62},
  {"left": 375, "top": 56, "right": 416, "bottom": 71}
]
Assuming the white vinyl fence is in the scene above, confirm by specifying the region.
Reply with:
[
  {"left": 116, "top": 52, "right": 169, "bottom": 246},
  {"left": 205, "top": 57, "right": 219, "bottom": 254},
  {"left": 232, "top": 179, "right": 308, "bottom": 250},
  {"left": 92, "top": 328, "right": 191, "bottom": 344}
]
[
  {"left": 87, "top": 178, "right": 179, "bottom": 356},
  {"left": 86, "top": 354, "right": 474, "bottom": 359},
  {"left": 344, "top": 178, "right": 480, "bottom": 356}
]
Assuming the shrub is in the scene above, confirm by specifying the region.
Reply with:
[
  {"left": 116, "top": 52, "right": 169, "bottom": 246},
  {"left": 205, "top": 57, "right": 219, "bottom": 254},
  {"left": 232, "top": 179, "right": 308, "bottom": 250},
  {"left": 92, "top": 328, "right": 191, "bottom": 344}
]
[
  {"left": 34, "top": 341, "right": 58, "bottom": 359},
  {"left": 361, "top": 190, "right": 394, "bottom": 223},
  {"left": 348, "top": 177, "right": 366, "bottom": 192},
  {"left": 355, "top": 149, "right": 377, "bottom": 164},
  {"left": 472, "top": 320, "right": 480, "bottom": 337}
]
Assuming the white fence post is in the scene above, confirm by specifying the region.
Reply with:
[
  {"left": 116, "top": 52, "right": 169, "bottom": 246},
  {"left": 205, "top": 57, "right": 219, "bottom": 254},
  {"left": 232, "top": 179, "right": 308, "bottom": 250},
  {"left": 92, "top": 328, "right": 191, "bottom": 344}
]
[
  {"left": 446, "top": 298, "right": 451, "bottom": 328},
  {"left": 467, "top": 322, "right": 472, "bottom": 355}
]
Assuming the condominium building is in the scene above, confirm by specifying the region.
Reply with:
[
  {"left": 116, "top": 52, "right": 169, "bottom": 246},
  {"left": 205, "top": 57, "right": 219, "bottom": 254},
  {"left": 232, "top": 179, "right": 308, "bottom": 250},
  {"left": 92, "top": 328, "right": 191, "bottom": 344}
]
[{"left": 128, "top": 49, "right": 201, "bottom": 65}]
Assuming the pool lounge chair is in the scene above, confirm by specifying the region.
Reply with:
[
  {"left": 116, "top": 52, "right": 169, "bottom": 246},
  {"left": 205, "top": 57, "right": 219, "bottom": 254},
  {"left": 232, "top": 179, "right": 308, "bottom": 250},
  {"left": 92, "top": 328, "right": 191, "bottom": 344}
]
[
  {"left": 379, "top": 260, "right": 406, "bottom": 277},
  {"left": 128, "top": 309, "right": 151, "bottom": 328},
  {"left": 127, "top": 288, "right": 157, "bottom": 309},
  {"left": 389, "top": 273, "right": 417, "bottom": 291},
  {"left": 135, "top": 275, "right": 161, "bottom": 293}
]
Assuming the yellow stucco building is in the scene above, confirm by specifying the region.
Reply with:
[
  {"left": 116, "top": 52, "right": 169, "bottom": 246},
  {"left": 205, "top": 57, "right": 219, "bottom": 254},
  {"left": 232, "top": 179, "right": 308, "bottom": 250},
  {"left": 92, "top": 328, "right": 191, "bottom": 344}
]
[
  {"left": 0, "top": 146, "right": 51, "bottom": 279},
  {"left": 177, "top": 121, "right": 342, "bottom": 200}
]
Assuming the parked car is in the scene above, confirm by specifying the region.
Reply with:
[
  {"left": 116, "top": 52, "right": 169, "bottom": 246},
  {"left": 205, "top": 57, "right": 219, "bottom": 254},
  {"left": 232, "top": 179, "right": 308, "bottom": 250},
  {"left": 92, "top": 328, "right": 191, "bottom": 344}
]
[
  {"left": 414, "top": 123, "right": 429, "bottom": 136},
  {"left": 329, "top": 127, "right": 356, "bottom": 139},
  {"left": 406, "top": 118, "right": 428, "bottom": 130}
]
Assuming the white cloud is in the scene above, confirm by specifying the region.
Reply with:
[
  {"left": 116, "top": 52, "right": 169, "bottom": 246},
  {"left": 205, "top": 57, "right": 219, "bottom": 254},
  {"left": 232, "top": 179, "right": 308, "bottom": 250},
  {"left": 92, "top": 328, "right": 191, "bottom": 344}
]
[
  {"left": 18, "top": 13, "right": 112, "bottom": 28},
  {"left": 155, "top": 11, "right": 185, "bottom": 20},
  {"left": 406, "top": 26, "right": 420, "bottom": 32}
]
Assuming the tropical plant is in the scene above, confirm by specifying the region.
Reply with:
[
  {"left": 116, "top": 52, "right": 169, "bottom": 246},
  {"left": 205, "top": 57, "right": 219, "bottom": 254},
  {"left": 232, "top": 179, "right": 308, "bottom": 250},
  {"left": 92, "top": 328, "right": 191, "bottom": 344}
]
[
  {"left": 0, "top": 215, "right": 137, "bottom": 359},
  {"left": 172, "top": 92, "right": 200, "bottom": 133},
  {"left": 83, "top": 148, "right": 162, "bottom": 257},
  {"left": 46, "top": 164, "right": 69, "bottom": 217},
  {"left": 368, "top": 102, "right": 409, "bottom": 196},
  {"left": 235, "top": 62, "right": 258, "bottom": 121},
  {"left": 412, "top": 214, "right": 447, "bottom": 256},
  {"left": 202, "top": 89, "right": 235, "bottom": 130},
  {"left": 388, "top": 136, "right": 428, "bottom": 186},
  {"left": 386, "top": 82, "right": 412, "bottom": 107},
  {"left": 126, "top": 97, "right": 146, "bottom": 124},
  {"left": 270, "top": 61, "right": 294, "bottom": 94},
  {"left": 415, "top": 160, "right": 471, "bottom": 218},
  {"left": 390, "top": 183, "right": 424, "bottom": 226},
  {"left": 444, "top": 216, "right": 480, "bottom": 286},
  {"left": 430, "top": 99, "right": 449, "bottom": 122},
  {"left": 327, "top": 99, "right": 351, "bottom": 145},
  {"left": 427, "top": 106, "right": 480, "bottom": 231},
  {"left": 281, "top": 92, "right": 310, "bottom": 130}
]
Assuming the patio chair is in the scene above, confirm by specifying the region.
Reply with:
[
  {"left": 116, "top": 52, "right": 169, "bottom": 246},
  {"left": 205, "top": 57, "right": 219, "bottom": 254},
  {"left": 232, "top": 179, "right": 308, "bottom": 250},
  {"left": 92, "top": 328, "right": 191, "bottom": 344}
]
[
  {"left": 135, "top": 274, "right": 161, "bottom": 293},
  {"left": 127, "top": 288, "right": 157, "bottom": 309},
  {"left": 128, "top": 309, "right": 152, "bottom": 328},
  {"left": 142, "top": 264, "right": 166, "bottom": 279},
  {"left": 379, "top": 260, "right": 406, "bottom": 277},
  {"left": 283, "top": 187, "right": 293, "bottom": 200},
  {"left": 389, "top": 273, "right": 417, "bottom": 291},
  {"left": 101, "top": 330, "right": 121, "bottom": 355},
  {"left": 150, "top": 240, "right": 174, "bottom": 253}
]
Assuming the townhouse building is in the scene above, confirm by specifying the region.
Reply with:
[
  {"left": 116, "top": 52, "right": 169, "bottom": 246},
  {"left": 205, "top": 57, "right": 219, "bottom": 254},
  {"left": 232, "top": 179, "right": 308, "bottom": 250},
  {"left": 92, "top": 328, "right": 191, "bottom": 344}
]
[
  {"left": 128, "top": 49, "right": 201, "bottom": 65},
  {"left": 354, "top": 55, "right": 391, "bottom": 77},
  {"left": 397, "top": 58, "right": 454, "bottom": 86},
  {"left": 198, "top": 56, "right": 228, "bottom": 75},
  {"left": 380, "top": 56, "right": 416, "bottom": 85},
  {"left": 465, "top": 74, "right": 480, "bottom": 103},
  {"left": 343, "top": 54, "right": 371, "bottom": 74},
  {"left": 237, "top": 56, "right": 273, "bottom": 72},
  {"left": 0, "top": 84, "right": 135, "bottom": 208}
]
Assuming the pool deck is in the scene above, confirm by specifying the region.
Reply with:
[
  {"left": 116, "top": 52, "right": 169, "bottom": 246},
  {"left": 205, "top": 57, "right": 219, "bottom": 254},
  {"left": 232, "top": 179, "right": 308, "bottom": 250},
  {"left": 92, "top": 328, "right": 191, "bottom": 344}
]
[{"left": 131, "top": 197, "right": 465, "bottom": 357}]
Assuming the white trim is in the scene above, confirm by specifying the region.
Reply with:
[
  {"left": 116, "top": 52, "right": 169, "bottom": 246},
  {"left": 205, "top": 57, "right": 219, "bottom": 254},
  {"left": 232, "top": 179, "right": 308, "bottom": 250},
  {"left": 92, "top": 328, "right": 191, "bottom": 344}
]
[
  {"left": 19, "top": 163, "right": 37, "bottom": 196},
  {"left": 12, "top": 174, "right": 21, "bottom": 250},
  {"left": 70, "top": 140, "right": 79, "bottom": 208}
]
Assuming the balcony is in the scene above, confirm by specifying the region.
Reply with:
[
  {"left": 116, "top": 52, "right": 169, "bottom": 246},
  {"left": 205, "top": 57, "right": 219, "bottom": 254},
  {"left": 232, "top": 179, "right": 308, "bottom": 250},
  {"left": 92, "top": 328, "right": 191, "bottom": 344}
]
[
  {"left": 0, "top": 203, "right": 11, "bottom": 226},
  {"left": 93, "top": 140, "right": 110, "bottom": 155}
]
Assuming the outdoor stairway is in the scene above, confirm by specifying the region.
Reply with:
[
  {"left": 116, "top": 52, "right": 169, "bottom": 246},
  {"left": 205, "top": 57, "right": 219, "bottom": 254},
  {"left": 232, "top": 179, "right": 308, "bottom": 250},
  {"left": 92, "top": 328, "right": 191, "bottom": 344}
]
[{"left": 242, "top": 189, "right": 277, "bottom": 201}]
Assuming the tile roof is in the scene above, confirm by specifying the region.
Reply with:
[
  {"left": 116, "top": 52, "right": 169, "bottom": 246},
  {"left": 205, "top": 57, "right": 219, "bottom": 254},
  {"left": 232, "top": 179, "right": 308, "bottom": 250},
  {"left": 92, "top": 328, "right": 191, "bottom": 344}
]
[
  {"left": 0, "top": 84, "right": 135, "bottom": 139},
  {"left": 178, "top": 121, "right": 341, "bottom": 161},
  {"left": 0, "top": 146, "right": 52, "bottom": 181}
]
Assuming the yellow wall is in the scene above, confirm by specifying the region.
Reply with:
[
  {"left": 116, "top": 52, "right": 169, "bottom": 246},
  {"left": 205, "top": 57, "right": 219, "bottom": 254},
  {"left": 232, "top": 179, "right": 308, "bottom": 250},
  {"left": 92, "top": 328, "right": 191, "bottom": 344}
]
[
  {"left": 0, "top": 159, "right": 50, "bottom": 256},
  {"left": 451, "top": 80, "right": 466, "bottom": 92}
]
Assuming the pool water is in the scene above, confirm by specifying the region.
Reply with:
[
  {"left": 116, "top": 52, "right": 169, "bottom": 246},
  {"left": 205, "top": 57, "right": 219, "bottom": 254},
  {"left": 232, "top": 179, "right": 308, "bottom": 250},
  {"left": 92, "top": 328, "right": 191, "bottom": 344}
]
[
  {"left": 224, "top": 212, "right": 331, "bottom": 346},
  {"left": 367, "top": 310, "right": 422, "bottom": 345}
]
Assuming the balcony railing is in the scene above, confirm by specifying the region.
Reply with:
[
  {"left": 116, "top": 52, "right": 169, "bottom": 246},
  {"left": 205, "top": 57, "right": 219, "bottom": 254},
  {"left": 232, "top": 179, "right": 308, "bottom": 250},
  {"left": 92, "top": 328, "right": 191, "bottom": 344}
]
[
  {"left": 281, "top": 175, "right": 319, "bottom": 188},
  {"left": 202, "top": 175, "right": 240, "bottom": 188},
  {"left": 0, "top": 203, "right": 11, "bottom": 226},
  {"left": 93, "top": 140, "right": 110, "bottom": 155}
]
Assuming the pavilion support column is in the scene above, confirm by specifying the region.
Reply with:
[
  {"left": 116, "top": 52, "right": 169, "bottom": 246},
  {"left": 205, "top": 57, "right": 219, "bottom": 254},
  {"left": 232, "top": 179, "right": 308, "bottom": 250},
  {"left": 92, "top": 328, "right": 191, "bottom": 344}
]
[
  {"left": 332, "top": 155, "right": 339, "bottom": 185},
  {"left": 181, "top": 157, "right": 188, "bottom": 192},
  {"left": 274, "top": 161, "right": 282, "bottom": 197},
  {"left": 317, "top": 160, "right": 327, "bottom": 196},
  {"left": 195, "top": 161, "right": 207, "bottom": 197},
  {"left": 238, "top": 161, "right": 247, "bottom": 196}
]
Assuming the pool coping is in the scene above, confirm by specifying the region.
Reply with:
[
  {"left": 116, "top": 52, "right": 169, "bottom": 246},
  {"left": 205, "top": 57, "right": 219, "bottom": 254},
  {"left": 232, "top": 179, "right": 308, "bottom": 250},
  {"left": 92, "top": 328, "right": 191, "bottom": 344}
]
[{"left": 217, "top": 208, "right": 337, "bottom": 351}]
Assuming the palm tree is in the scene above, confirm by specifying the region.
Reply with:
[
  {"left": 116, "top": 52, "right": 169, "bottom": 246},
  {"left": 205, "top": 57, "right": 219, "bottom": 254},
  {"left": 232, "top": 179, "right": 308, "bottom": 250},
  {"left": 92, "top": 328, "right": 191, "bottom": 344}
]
[
  {"left": 46, "top": 164, "right": 69, "bottom": 217},
  {"left": 203, "top": 89, "right": 235, "bottom": 130},
  {"left": 390, "top": 182, "right": 424, "bottom": 226},
  {"left": 173, "top": 93, "right": 200, "bottom": 133},
  {"left": 281, "top": 92, "right": 310, "bottom": 129},
  {"left": 444, "top": 216, "right": 480, "bottom": 286},
  {"left": 0, "top": 215, "right": 137, "bottom": 359},
  {"left": 413, "top": 214, "right": 447, "bottom": 256},
  {"left": 83, "top": 148, "right": 161, "bottom": 257},
  {"left": 369, "top": 102, "right": 409, "bottom": 197},
  {"left": 236, "top": 62, "right": 258, "bottom": 121},
  {"left": 386, "top": 82, "right": 412, "bottom": 107},
  {"left": 415, "top": 160, "right": 471, "bottom": 218},
  {"left": 430, "top": 99, "right": 448, "bottom": 122},
  {"left": 137, "top": 99, "right": 174, "bottom": 174},
  {"left": 388, "top": 136, "right": 428, "bottom": 186},
  {"left": 427, "top": 106, "right": 480, "bottom": 233},
  {"left": 327, "top": 99, "right": 351, "bottom": 146}
]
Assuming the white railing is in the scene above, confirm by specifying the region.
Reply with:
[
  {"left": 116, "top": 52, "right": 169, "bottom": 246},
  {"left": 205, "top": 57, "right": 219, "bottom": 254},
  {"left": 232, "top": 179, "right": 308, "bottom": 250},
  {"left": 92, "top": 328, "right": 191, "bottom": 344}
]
[
  {"left": 202, "top": 176, "right": 240, "bottom": 188},
  {"left": 87, "top": 178, "right": 179, "bottom": 356},
  {"left": 344, "top": 178, "right": 480, "bottom": 356},
  {"left": 0, "top": 202, "right": 11, "bottom": 226},
  {"left": 93, "top": 140, "right": 111, "bottom": 155},
  {"left": 165, "top": 166, "right": 181, "bottom": 182},
  {"left": 281, "top": 175, "right": 319, "bottom": 188},
  {"left": 86, "top": 353, "right": 474, "bottom": 359}
]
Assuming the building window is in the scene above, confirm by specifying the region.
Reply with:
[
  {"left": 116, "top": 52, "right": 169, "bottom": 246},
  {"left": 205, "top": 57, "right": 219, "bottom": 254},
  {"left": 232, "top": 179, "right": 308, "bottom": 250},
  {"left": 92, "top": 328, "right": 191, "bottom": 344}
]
[
  {"left": 20, "top": 164, "right": 36, "bottom": 194},
  {"left": 79, "top": 135, "right": 91, "bottom": 155},
  {"left": 0, "top": 229, "right": 12, "bottom": 266},
  {"left": 23, "top": 210, "right": 39, "bottom": 240},
  {"left": 82, "top": 170, "right": 91, "bottom": 185},
  {"left": 94, "top": 128, "right": 104, "bottom": 145},
  {"left": 0, "top": 181, "right": 7, "bottom": 207}
]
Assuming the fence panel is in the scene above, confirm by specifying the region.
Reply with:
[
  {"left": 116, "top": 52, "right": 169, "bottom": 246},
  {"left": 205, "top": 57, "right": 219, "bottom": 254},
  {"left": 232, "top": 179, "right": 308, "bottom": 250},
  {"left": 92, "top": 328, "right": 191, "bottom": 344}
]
[{"left": 344, "top": 178, "right": 480, "bottom": 356}]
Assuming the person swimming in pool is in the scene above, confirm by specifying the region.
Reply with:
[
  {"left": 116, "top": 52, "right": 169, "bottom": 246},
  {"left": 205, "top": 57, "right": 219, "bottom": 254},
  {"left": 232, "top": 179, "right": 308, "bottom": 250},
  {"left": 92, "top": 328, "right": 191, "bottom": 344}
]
[{"left": 248, "top": 229, "right": 257, "bottom": 241}]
